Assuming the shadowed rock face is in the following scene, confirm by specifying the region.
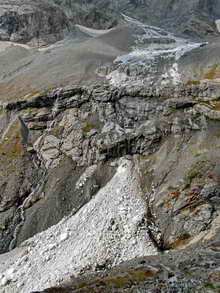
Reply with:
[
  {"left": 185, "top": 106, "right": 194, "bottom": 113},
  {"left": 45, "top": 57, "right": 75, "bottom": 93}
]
[{"left": 0, "top": 1, "right": 69, "bottom": 45}]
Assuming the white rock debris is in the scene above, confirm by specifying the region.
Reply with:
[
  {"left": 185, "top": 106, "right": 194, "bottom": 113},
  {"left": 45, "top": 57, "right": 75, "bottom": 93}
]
[
  {"left": 75, "top": 165, "right": 97, "bottom": 190},
  {"left": 0, "top": 158, "right": 157, "bottom": 293},
  {"left": 59, "top": 232, "right": 69, "bottom": 242}
]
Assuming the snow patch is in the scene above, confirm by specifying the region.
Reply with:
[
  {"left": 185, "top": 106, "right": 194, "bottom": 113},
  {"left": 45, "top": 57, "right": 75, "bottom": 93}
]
[{"left": 75, "top": 24, "right": 112, "bottom": 37}]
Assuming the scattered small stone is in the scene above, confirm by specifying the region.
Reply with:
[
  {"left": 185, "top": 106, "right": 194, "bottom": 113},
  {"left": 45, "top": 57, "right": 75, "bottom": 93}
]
[
  {"left": 6, "top": 267, "right": 15, "bottom": 277},
  {"left": 44, "top": 255, "right": 51, "bottom": 262},
  {"left": 1, "top": 276, "right": 9, "bottom": 287},
  {"left": 47, "top": 243, "right": 56, "bottom": 251},
  {"left": 132, "top": 239, "right": 137, "bottom": 245},
  {"left": 110, "top": 161, "right": 117, "bottom": 167},
  {"left": 16, "top": 280, "right": 25, "bottom": 288},
  {"left": 59, "top": 232, "right": 69, "bottom": 242}
]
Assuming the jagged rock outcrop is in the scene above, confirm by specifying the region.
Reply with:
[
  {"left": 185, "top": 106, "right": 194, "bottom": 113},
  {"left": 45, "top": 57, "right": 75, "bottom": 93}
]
[
  {"left": 53, "top": 0, "right": 220, "bottom": 38},
  {"left": 0, "top": 82, "right": 220, "bottom": 292},
  {"left": 0, "top": 1, "right": 69, "bottom": 45}
]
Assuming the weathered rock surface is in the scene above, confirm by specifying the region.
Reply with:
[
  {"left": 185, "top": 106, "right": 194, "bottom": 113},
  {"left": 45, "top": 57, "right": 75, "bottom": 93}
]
[
  {"left": 1, "top": 0, "right": 220, "bottom": 45},
  {"left": 0, "top": 1, "right": 69, "bottom": 45},
  {"left": 38, "top": 236, "right": 220, "bottom": 293},
  {"left": 1, "top": 15, "right": 220, "bottom": 101},
  {"left": 0, "top": 1, "right": 220, "bottom": 293},
  {"left": 0, "top": 158, "right": 159, "bottom": 293},
  {"left": 0, "top": 82, "right": 220, "bottom": 292}
]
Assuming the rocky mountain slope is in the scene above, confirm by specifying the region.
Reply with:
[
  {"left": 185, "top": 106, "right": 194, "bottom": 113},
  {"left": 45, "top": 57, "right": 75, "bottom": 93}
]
[
  {"left": 1, "top": 0, "right": 220, "bottom": 45},
  {"left": 0, "top": 1, "right": 220, "bottom": 292},
  {"left": 0, "top": 81, "right": 220, "bottom": 292}
]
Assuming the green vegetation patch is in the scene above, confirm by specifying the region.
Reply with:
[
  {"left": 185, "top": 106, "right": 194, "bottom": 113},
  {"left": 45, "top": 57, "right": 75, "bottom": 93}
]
[
  {"left": 185, "top": 160, "right": 210, "bottom": 185},
  {"left": 186, "top": 80, "right": 201, "bottom": 86},
  {"left": 3, "top": 86, "right": 56, "bottom": 103},
  {"left": 82, "top": 123, "right": 95, "bottom": 133},
  {"left": 77, "top": 269, "right": 159, "bottom": 290},
  {"left": 0, "top": 108, "right": 7, "bottom": 116},
  {"left": 204, "top": 64, "right": 219, "bottom": 80},
  {"left": 0, "top": 120, "right": 24, "bottom": 175}
]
